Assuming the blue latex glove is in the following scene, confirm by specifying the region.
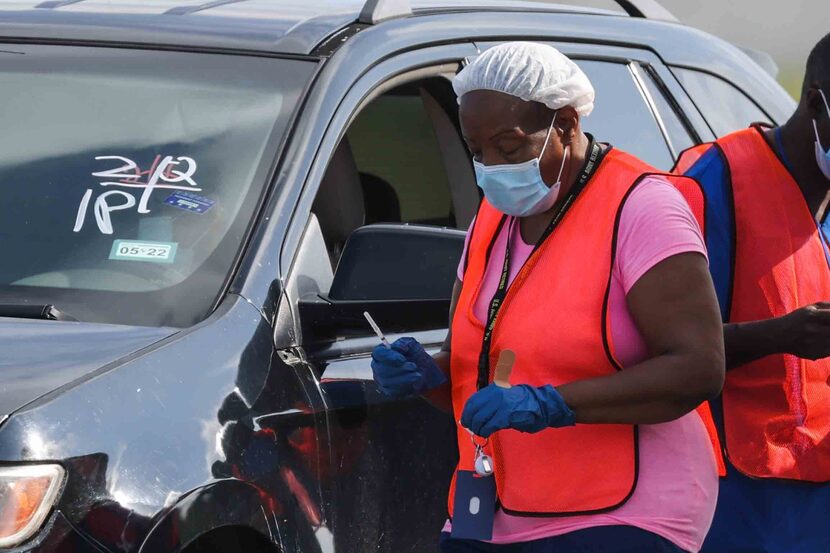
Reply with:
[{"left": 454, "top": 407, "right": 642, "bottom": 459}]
[
  {"left": 370, "top": 337, "right": 447, "bottom": 398},
  {"left": 460, "top": 384, "right": 576, "bottom": 438}
]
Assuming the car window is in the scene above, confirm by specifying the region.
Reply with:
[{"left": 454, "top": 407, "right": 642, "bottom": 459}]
[
  {"left": 576, "top": 60, "right": 674, "bottom": 170},
  {"left": 0, "top": 44, "right": 314, "bottom": 327},
  {"left": 312, "top": 82, "right": 468, "bottom": 272},
  {"left": 313, "top": 83, "right": 464, "bottom": 264},
  {"left": 636, "top": 65, "right": 696, "bottom": 156},
  {"left": 347, "top": 89, "right": 455, "bottom": 227},
  {"left": 672, "top": 67, "right": 771, "bottom": 137}
]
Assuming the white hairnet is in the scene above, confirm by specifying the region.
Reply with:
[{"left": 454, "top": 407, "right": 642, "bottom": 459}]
[{"left": 453, "top": 42, "right": 595, "bottom": 117}]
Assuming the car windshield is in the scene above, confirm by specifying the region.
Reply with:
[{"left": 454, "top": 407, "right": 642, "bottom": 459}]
[{"left": 0, "top": 45, "right": 314, "bottom": 327}]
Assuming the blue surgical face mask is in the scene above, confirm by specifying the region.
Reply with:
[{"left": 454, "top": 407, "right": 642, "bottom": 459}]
[
  {"left": 473, "top": 113, "right": 568, "bottom": 217},
  {"left": 813, "top": 89, "right": 830, "bottom": 181}
]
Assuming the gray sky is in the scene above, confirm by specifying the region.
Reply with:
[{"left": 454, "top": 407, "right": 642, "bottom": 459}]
[
  {"left": 551, "top": 0, "right": 830, "bottom": 96},
  {"left": 661, "top": 0, "right": 828, "bottom": 88}
]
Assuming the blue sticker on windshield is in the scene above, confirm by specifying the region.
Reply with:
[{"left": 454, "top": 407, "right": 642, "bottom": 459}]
[{"left": 164, "top": 191, "right": 215, "bottom": 214}]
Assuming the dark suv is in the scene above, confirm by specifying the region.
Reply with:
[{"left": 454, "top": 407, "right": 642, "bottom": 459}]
[{"left": 0, "top": 1, "right": 794, "bottom": 551}]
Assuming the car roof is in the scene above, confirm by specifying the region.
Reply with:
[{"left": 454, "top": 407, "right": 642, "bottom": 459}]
[{"left": 0, "top": 0, "right": 621, "bottom": 55}]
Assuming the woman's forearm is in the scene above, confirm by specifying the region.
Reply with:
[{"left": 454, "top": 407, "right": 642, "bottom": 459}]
[
  {"left": 423, "top": 349, "right": 453, "bottom": 412},
  {"left": 426, "top": 280, "right": 462, "bottom": 412},
  {"left": 556, "top": 253, "right": 725, "bottom": 425},
  {"left": 556, "top": 349, "right": 723, "bottom": 425}
]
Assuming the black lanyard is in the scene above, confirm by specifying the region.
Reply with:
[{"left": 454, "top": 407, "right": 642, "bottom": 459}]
[{"left": 475, "top": 139, "right": 605, "bottom": 390}]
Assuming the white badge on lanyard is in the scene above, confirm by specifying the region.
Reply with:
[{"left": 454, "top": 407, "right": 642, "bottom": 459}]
[
  {"left": 463, "top": 426, "right": 494, "bottom": 477},
  {"left": 474, "top": 445, "right": 494, "bottom": 476}
]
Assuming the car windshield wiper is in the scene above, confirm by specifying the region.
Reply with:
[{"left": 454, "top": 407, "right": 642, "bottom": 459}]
[{"left": 0, "top": 303, "right": 78, "bottom": 322}]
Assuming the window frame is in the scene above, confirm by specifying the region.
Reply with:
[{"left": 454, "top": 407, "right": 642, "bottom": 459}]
[
  {"left": 275, "top": 43, "right": 477, "bottom": 351},
  {"left": 559, "top": 57, "right": 682, "bottom": 168},
  {"left": 636, "top": 62, "right": 704, "bottom": 145},
  {"left": 629, "top": 62, "right": 700, "bottom": 159},
  {"left": 669, "top": 64, "right": 777, "bottom": 138},
  {"left": 345, "top": 83, "right": 458, "bottom": 227}
]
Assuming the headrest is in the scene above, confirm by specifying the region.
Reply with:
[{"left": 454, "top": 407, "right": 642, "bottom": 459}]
[{"left": 312, "top": 138, "right": 365, "bottom": 250}]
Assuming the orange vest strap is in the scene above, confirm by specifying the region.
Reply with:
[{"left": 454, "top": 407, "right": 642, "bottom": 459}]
[
  {"left": 671, "top": 143, "right": 712, "bottom": 175},
  {"left": 696, "top": 403, "right": 727, "bottom": 477}
]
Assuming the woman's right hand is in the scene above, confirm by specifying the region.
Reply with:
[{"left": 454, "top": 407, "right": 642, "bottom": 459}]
[{"left": 371, "top": 337, "right": 447, "bottom": 398}]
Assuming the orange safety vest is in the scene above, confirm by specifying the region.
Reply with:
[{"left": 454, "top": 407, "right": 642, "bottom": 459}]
[
  {"left": 672, "top": 143, "right": 711, "bottom": 175},
  {"left": 449, "top": 148, "right": 722, "bottom": 516},
  {"left": 716, "top": 128, "right": 830, "bottom": 481}
]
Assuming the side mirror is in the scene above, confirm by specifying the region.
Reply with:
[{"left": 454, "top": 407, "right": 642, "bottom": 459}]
[{"left": 299, "top": 224, "right": 464, "bottom": 339}]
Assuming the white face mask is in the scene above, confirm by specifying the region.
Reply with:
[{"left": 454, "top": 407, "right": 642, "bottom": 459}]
[
  {"left": 812, "top": 89, "right": 830, "bottom": 180},
  {"left": 472, "top": 113, "right": 568, "bottom": 217}
]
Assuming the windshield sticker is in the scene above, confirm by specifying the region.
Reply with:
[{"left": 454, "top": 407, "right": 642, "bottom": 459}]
[
  {"left": 109, "top": 240, "right": 178, "bottom": 264},
  {"left": 74, "top": 155, "right": 201, "bottom": 235},
  {"left": 164, "top": 190, "right": 215, "bottom": 214}
]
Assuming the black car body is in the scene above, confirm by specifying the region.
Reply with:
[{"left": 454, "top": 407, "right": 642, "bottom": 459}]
[{"left": 0, "top": 1, "right": 795, "bottom": 551}]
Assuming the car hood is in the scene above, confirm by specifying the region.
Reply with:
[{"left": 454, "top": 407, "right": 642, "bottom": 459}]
[{"left": 0, "top": 317, "right": 176, "bottom": 418}]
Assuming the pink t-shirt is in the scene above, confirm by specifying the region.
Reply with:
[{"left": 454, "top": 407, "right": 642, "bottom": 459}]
[{"left": 449, "top": 176, "right": 718, "bottom": 552}]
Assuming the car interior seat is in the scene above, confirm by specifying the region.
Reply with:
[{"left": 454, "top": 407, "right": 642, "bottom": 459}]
[
  {"left": 360, "top": 171, "right": 401, "bottom": 224},
  {"left": 312, "top": 138, "right": 366, "bottom": 266}
]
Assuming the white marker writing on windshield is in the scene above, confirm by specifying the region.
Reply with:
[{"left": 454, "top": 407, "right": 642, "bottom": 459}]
[
  {"left": 364, "top": 311, "right": 390, "bottom": 348},
  {"left": 74, "top": 154, "right": 202, "bottom": 235}
]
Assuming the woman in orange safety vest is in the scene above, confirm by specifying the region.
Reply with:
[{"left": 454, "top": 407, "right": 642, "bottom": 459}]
[{"left": 371, "top": 42, "right": 725, "bottom": 553}]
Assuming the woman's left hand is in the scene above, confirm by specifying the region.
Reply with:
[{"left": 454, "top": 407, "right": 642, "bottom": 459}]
[{"left": 460, "top": 383, "right": 576, "bottom": 438}]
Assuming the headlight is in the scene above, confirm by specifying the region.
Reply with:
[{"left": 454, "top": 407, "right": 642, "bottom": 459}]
[{"left": 0, "top": 465, "right": 65, "bottom": 548}]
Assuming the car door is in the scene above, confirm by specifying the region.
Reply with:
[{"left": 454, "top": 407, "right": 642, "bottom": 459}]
[{"left": 278, "top": 43, "right": 478, "bottom": 553}]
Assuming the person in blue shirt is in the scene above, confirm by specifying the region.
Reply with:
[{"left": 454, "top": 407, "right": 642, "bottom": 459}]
[{"left": 681, "top": 32, "right": 830, "bottom": 553}]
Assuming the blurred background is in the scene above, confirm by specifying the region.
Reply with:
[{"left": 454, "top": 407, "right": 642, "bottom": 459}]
[{"left": 548, "top": 0, "right": 830, "bottom": 99}]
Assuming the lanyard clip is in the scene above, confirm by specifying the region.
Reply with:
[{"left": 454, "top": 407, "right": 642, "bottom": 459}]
[
  {"left": 461, "top": 425, "right": 494, "bottom": 477},
  {"left": 474, "top": 447, "right": 494, "bottom": 477}
]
